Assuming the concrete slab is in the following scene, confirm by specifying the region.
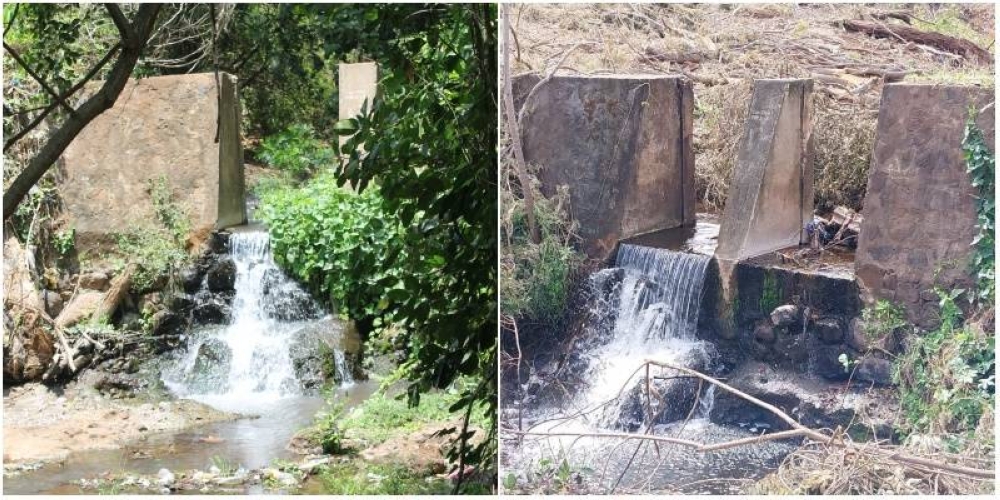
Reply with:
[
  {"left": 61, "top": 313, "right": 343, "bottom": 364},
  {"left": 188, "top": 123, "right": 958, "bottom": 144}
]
[
  {"left": 60, "top": 73, "right": 246, "bottom": 249},
  {"left": 716, "top": 79, "right": 814, "bottom": 262},
  {"left": 855, "top": 84, "right": 994, "bottom": 328},
  {"left": 514, "top": 74, "right": 695, "bottom": 260},
  {"left": 338, "top": 62, "right": 378, "bottom": 150}
]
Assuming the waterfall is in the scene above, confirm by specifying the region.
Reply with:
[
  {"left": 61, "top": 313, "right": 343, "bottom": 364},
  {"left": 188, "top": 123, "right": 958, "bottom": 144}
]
[
  {"left": 162, "top": 230, "right": 342, "bottom": 411},
  {"left": 576, "top": 245, "right": 715, "bottom": 427}
]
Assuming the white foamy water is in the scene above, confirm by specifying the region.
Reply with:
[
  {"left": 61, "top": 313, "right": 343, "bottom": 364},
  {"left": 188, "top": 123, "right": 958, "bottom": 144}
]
[
  {"left": 503, "top": 245, "right": 795, "bottom": 493},
  {"left": 581, "top": 245, "right": 714, "bottom": 409},
  {"left": 162, "top": 230, "right": 345, "bottom": 413}
]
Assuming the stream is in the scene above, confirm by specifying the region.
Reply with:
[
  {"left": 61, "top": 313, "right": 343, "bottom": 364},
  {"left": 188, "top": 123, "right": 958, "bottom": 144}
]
[{"left": 4, "top": 228, "right": 370, "bottom": 495}]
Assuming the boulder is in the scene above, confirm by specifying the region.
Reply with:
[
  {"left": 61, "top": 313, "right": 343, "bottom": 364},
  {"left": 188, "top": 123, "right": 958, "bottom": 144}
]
[
  {"left": 43, "top": 290, "right": 64, "bottom": 317},
  {"left": 812, "top": 344, "right": 851, "bottom": 381},
  {"left": 3, "top": 310, "right": 56, "bottom": 382},
  {"left": 56, "top": 291, "right": 105, "bottom": 327},
  {"left": 78, "top": 272, "right": 110, "bottom": 291},
  {"left": 846, "top": 317, "right": 870, "bottom": 352},
  {"left": 770, "top": 305, "right": 801, "bottom": 329},
  {"left": 753, "top": 321, "right": 776, "bottom": 344},
  {"left": 178, "top": 265, "right": 204, "bottom": 293},
  {"left": 206, "top": 257, "right": 236, "bottom": 292},
  {"left": 169, "top": 293, "right": 197, "bottom": 314},
  {"left": 813, "top": 317, "right": 844, "bottom": 345},
  {"left": 193, "top": 296, "right": 232, "bottom": 324},
  {"left": 855, "top": 356, "right": 893, "bottom": 386},
  {"left": 150, "top": 310, "right": 186, "bottom": 337}
]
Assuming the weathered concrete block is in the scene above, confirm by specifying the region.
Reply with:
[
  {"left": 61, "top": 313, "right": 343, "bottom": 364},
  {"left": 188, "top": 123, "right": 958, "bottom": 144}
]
[
  {"left": 338, "top": 62, "right": 379, "bottom": 150},
  {"left": 716, "top": 79, "right": 814, "bottom": 262},
  {"left": 855, "top": 84, "right": 994, "bottom": 328},
  {"left": 514, "top": 74, "right": 695, "bottom": 260},
  {"left": 60, "top": 73, "right": 246, "bottom": 249}
]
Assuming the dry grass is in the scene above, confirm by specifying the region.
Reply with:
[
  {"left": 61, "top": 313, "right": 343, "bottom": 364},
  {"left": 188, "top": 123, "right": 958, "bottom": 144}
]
[{"left": 510, "top": 3, "right": 995, "bottom": 211}]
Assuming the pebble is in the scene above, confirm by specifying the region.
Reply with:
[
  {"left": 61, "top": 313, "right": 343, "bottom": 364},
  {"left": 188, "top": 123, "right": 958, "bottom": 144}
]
[{"left": 157, "top": 468, "right": 175, "bottom": 487}]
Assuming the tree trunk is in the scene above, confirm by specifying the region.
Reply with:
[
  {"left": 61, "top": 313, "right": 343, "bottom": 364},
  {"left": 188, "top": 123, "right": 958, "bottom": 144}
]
[{"left": 3, "top": 4, "right": 162, "bottom": 221}]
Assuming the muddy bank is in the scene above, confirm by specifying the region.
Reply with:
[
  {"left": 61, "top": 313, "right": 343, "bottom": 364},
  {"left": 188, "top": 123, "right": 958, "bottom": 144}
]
[{"left": 3, "top": 380, "right": 236, "bottom": 468}]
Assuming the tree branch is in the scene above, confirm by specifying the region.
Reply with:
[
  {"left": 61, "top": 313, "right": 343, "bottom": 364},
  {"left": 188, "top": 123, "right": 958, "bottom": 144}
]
[
  {"left": 3, "top": 41, "right": 77, "bottom": 116},
  {"left": 104, "top": 4, "right": 133, "bottom": 42},
  {"left": 4, "top": 42, "right": 121, "bottom": 153},
  {"left": 3, "top": 5, "right": 160, "bottom": 221}
]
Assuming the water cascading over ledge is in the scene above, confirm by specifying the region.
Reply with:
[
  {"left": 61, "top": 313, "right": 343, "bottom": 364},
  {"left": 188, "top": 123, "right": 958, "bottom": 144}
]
[
  {"left": 161, "top": 230, "right": 355, "bottom": 412},
  {"left": 530, "top": 244, "right": 717, "bottom": 431}
]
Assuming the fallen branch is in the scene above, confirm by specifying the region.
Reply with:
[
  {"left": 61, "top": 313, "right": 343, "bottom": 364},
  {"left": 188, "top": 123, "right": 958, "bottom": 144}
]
[
  {"left": 91, "top": 263, "right": 135, "bottom": 324},
  {"left": 516, "top": 359, "right": 996, "bottom": 481},
  {"left": 840, "top": 19, "right": 991, "bottom": 63}
]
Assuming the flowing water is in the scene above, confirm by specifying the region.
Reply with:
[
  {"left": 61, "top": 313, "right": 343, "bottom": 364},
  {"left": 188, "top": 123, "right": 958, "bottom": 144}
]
[
  {"left": 503, "top": 244, "right": 795, "bottom": 494},
  {"left": 4, "top": 228, "right": 372, "bottom": 494}
]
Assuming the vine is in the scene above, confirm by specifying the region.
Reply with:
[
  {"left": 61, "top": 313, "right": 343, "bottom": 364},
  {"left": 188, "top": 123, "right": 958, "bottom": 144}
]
[{"left": 962, "top": 114, "right": 995, "bottom": 306}]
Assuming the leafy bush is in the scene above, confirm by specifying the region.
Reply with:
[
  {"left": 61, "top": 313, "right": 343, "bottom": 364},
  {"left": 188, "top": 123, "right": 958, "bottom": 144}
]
[
  {"left": 114, "top": 177, "right": 191, "bottom": 292},
  {"left": 257, "top": 124, "right": 335, "bottom": 178},
  {"left": 894, "top": 289, "right": 995, "bottom": 441},
  {"left": 257, "top": 173, "right": 407, "bottom": 332}
]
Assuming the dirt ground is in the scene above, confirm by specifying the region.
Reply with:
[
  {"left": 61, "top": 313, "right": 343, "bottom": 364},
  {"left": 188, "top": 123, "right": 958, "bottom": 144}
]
[{"left": 2, "top": 380, "right": 235, "bottom": 467}]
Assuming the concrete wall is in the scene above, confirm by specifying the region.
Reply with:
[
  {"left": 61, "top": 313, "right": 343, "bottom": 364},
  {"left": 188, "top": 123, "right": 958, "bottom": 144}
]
[
  {"left": 514, "top": 74, "right": 695, "bottom": 260},
  {"left": 716, "top": 79, "right": 814, "bottom": 262},
  {"left": 60, "top": 73, "right": 245, "bottom": 248},
  {"left": 855, "top": 84, "right": 994, "bottom": 329},
  {"left": 338, "top": 62, "right": 379, "bottom": 150}
]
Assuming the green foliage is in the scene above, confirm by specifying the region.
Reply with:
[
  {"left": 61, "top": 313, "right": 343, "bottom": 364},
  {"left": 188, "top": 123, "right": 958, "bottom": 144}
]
[
  {"left": 257, "top": 174, "right": 406, "bottom": 329},
  {"left": 894, "top": 288, "right": 995, "bottom": 440},
  {"left": 209, "top": 455, "right": 240, "bottom": 476},
  {"left": 500, "top": 164, "right": 583, "bottom": 325},
  {"left": 759, "top": 272, "right": 781, "bottom": 314},
  {"left": 338, "top": 385, "right": 470, "bottom": 446},
  {"left": 53, "top": 226, "right": 74, "bottom": 256},
  {"left": 962, "top": 116, "right": 995, "bottom": 306},
  {"left": 861, "top": 299, "right": 909, "bottom": 342},
  {"left": 312, "top": 402, "right": 348, "bottom": 455},
  {"left": 329, "top": 4, "right": 497, "bottom": 480},
  {"left": 114, "top": 177, "right": 191, "bottom": 292},
  {"left": 257, "top": 124, "right": 335, "bottom": 178},
  {"left": 318, "top": 463, "right": 458, "bottom": 495}
]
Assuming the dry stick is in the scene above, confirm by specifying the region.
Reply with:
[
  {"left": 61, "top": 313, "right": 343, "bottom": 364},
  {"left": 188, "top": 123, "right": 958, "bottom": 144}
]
[{"left": 501, "top": 4, "right": 539, "bottom": 244}]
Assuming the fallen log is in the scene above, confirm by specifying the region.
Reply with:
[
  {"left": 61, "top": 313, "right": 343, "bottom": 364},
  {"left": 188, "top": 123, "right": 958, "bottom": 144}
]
[
  {"left": 91, "top": 263, "right": 135, "bottom": 324},
  {"left": 840, "top": 19, "right": 992, "bottom": 63}
]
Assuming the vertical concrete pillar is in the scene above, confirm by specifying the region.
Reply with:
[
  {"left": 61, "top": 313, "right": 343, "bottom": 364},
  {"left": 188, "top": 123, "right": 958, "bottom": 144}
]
[
  {"left": 513, "top": 74, "right": 695, "bottom": 261},
  {"left": 716, "top": 79, "right": 814, "bottom": 262},
  {"left": 217, "top": 73, "right": 247, "bottom": 228},
  {"left": 338, "top": 62, "right": 379, "bottom": 150},
  {"left": 60, "top": 73, "right": 246, "bottom": 249},
  {"left": 855, "top": 84, "right": 993, "bottom": 328}
]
